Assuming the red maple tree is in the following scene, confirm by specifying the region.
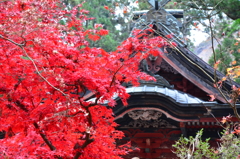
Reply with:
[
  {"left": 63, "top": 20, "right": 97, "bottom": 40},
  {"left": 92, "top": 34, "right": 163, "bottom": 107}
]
[{"left": 0, "top": 0, "right": 168, "bottom": 158}]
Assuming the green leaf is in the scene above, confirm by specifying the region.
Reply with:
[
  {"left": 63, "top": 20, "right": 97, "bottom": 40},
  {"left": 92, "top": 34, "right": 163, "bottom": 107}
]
[{"left": 21, "top": 56, "right": 30, "bottom": 60}]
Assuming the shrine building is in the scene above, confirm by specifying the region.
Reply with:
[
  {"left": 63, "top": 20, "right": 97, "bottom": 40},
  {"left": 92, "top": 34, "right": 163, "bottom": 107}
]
[{"left": 113, "top": 0, "right": 240, "bottom": 158}]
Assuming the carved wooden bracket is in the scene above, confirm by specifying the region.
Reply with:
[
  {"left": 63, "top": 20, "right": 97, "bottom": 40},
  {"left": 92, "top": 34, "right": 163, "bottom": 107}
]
[{"left": 128, "top": 110, "right": 162, "bottom": 120}]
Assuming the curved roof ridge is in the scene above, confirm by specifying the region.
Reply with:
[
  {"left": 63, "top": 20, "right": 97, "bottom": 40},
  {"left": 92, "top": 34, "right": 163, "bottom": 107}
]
[
  {"left": 125, "top": 85, "right": 216, "bottom": 104},
  {"left": 87, "top": 85, "right": 217, "bottom": 105}
]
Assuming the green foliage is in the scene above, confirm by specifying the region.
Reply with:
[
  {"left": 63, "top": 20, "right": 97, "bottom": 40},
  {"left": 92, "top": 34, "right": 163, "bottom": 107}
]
[
  {"left": 219, "top": 130, "right": 240, "bottom": 159},
  {"left": 168, "top": 0, "right": 240, "bottom": 83},
  {"left": 174, "top": 0, "right": 240, "bottom": 20},
  {"left": 173, "top": 129, "right": 218, "bottom": 159},
  {"left": 88, "top": 34, "right": 119, "bottom": 52},
  {"left": 21, "top": 56, "right": 30, "bottom": 60},
  {"left": 229, "top": 19, "right": 240, "bottom": 36},
  {"left": 64, "top": 0, "right": 137, "bottom": 52},
  {"left": 138, "top": 0, "right": 150, "bottom": 10},
  {"left": 81, "top": 1, "right": 119, "bottom": 51},
  {"left": 208, "top": 37, "right": 240, "bottom": 83},
  {"left": 173, "top": 129, "right": 240, "bottom": 159},
  {"left": 217, "top": 0, "right": 240, "bottom": 20},
  {"left": 165, "top": 0, "right": 239, "bottom": 39}
]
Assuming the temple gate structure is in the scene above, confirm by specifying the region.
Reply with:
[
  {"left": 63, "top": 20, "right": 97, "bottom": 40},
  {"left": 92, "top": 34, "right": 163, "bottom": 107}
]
[
  {"left": 112, "top": 0, "right": 240, "bottom": 158},
  {"left": 0, "top": 1, "right": 239, "bottom": 158}
]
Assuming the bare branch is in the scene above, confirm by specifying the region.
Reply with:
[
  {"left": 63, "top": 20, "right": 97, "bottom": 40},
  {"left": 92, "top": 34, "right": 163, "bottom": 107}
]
[
  {"left": 0, "top": 34, "right": 25, "bottom": 46},
  {"left": 208, "top": 14, "right": 240, "bottom": 120}
]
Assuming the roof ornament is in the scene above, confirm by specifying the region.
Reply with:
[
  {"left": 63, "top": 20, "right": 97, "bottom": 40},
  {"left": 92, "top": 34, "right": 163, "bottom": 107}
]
[
  {"left": 147, "top": 0, "right": 171, "bottom": 10},
  {"left": 130, "top": 0, "right": 184, "bottom": 88},
  {"left": 130, "top": 0, "right": 185, "bottom": 47},
  {"left": 139, "top": 53, "right": 174, "bottom": 88},
  {"left": 147, "top": 0, "right": 182, "bottom": 38},
  {"left": 129, "top": 0, "right": 171, "bottom": 37}
]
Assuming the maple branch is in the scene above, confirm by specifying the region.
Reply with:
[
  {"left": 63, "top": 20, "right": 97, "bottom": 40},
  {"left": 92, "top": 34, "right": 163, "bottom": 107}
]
[
  {"left": 13, "top": 100, "right": 62, "bottom": 158},
  {"left": 21, "top": 47, "right": 68, "bottom": 97},
  {"left": 0, "top": 34, "right": 26, "bottom": 46},
  {"left": 208, "top": 15, "right": 240, "bottom": 120},
  {"left": 72, "top": 84, "right": 94, "bottom": 159},
  {"left": 209, "top": 0, "right": 225, "bottom": 16},
  {"left": 73, "top": 106, "right": 94, "bottom": 159},
  {"left": 109, "top": 64, "right": 124, "bottom": 88},
  {"left": 88, "top": 96, "right": 101, "bottom": 107},
  {"left": 33, "top": 122, "right": 56, "bottom": 151},
  {"left": 0, "top": 35, "right": 68, "bottom": 97},
  {"left": 33, "top": 122, "right": 63, "bottom": 159},
  {"left": 204, "top": 106, "right": 225, "bottom": 129}
]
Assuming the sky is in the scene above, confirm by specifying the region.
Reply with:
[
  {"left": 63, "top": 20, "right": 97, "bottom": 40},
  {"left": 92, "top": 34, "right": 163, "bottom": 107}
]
[{"left": 189, "top": 26, "right": 209, "bottom": 46}]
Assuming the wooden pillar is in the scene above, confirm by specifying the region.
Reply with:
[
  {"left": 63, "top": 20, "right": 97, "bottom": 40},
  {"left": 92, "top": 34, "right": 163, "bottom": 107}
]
[{"left": 180, "top": 122, "right": 187, "bottom": 137}]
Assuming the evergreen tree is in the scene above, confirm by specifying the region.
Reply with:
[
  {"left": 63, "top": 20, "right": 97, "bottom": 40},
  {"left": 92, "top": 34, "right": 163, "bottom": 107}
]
[
  {"left": 64, "top": 0, "right": 137, "bottom": 52},
  {"left": 209, "top": 36, "right": 240, "bottom": 83},
  {"left": 172, "top": 0, "right": 240, "bottom": 20}
]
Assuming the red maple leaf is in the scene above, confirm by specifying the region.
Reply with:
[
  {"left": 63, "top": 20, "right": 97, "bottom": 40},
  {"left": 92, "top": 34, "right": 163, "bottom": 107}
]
[
  {"left": 208, "top": 94, "right": 216, "bottom": 101},
  {"left": 98, "top": 29, "right": 109, "bottom": 36},
  {"left": 104, "top": 6, "right": 109, "bottom": 10},
  {"left": 166, "top": 34, "right": 173, "bottom": 39},
  {"left": 88, "top": 34, "right": 101, "bottom": 41},
  {"left": 0, "top": 0, "right": 170, "bottom": 158}
]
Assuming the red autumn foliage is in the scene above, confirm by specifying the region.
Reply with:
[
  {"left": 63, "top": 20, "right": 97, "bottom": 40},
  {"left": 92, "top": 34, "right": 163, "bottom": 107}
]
[
  {"left": 0, "top": 0, "right": 169, "bottom": 158},
  {"left": 208, "top": 94, "right": 216, "bottom": 101},
  {"left": 104, "top": 6, "right": 109, "bottom": 10},
  {"left": 166, "top": 34, "right": 173, "bottom": 39}
]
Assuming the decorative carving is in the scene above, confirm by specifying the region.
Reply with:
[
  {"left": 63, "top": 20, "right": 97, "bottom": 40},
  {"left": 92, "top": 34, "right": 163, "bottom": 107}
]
[
  {"left": 139, "top": 58, "right": 153, "bottom": 76},
  {"left": 129, "top": 16, "right": 148, "bottom": 37},
  {"left": 145, "top": 0, "right": 185, "bottom": 47},
  {"left": 139, "top": 56, "right": 178, "bottom": 75},
  {"left": 139, "top": 57, "right": 174, "bottom": 88},
  {"left": 160, "top": 60, "right": 178, "bottom": 74},
  {"left": 139, "top": 54, "right": 162, "bottom": 75},
  {"left": 126, "top": 110, "right": 177, "bottom": 128},
  {"left": 146, "top": 54, "right": 163, "bottom": 74},
  {"left": 128, "top": 110, "right": 162, "bottom": 120},
  {"left": 125, "top": 119, "right": 177, "bottom": 128},
  {"left": 147, "top": 8, "right": 181, "bottom": 37}
]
